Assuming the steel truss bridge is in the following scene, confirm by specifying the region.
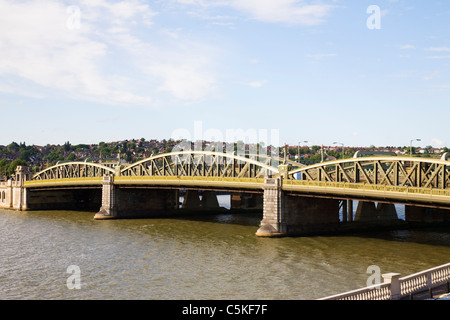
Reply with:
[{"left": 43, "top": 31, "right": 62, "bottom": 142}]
[{"left": 23, "top": 151, "right": 450, "bottom": 208}]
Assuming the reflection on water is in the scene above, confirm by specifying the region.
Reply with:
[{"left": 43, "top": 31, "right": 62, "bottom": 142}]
[{"left": 0, "top": 195, "right": 449, "bottom": 300}]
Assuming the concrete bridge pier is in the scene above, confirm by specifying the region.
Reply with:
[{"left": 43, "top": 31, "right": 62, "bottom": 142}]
[
  {"left": 354, "top": 202, "right": 377, "bottom": 221},
  {"left": 256, "top": 178, "right": 286, "bottom": 237},
  {"left": 376, "top": 203, "right": 398, "bottom": 220},
  {"left": 354, "top": 201, "right": 398, "bottom": 222},
  {"left": 230, "top": 193, "right": 263, "bottom": 211},
  {"left": 201, "top": 191, "right": 220, "bottom": 209},
  {"left": 95, "top": 176, "right": 180, "bottom": 219},
  {"left": 182, "top": 190, "right": 201, "bottom": 209},
  {"left": 94, "top": 175, "right": 117, "bottom": 219},
  {"left": 181, "top": 190, "right": 224, "bottom": 211},
  {"left": 256, "top": 178, "right": 340, "bottom": 237},
  {"left": 405, "top": 206, "right": 450, "bottom": 223}
]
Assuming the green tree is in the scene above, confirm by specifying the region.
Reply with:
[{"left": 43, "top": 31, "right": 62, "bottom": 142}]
[
  {"left": 7, "top": 159, "right": 27, "bottom": 176},
  {"left": 0, "top": 159, "right": 8, "bottom": 177},
  {"left": 44, "top": 149, "right": 64, "bottom": 163},
  {"left": 7, "top": 142, "right": 19, "bottom": 153},
  {"left": 19, "top": 149, "right": 31, "bottom": 162},
  {"left": 65, "top": 153, "right": 76, "bottom": 162},
  {"left": 64, "top": 141, "right": 71, "bottom": 152}
]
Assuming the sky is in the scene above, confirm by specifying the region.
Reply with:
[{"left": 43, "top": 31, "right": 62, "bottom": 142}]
[{"left": 0, "top": 0, "right": 449, "bottom": 149}]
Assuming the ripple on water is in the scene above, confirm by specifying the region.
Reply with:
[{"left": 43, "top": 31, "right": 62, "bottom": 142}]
[{"left": 1, "top": 209, "right": 450, "bottom": 299}]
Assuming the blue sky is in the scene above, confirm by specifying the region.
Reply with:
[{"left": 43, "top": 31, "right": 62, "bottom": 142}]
[{"left": 0, "top": 0, "right": 449, "bottom": 148}]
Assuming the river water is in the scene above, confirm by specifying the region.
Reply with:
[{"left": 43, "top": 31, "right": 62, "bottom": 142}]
[{"left": 1, "top": 196, "right": 449, "bottom": 300}]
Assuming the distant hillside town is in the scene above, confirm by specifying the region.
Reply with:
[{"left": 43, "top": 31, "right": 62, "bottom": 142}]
[{"left": 0, "top": 138, "right": 448, "bottom": 179}]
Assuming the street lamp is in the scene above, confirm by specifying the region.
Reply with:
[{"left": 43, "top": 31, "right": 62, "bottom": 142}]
[
  {"left": 298, "top": 141, "right": 308, "bottom": 162},
  {"left": 410, "top": 139, "right": 421, "bottom": 157},
  {"left": 333, "top": 142, "right": 344, "bottom": 159}
]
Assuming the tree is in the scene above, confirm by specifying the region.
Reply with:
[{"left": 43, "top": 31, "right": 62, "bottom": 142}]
[
  {"left": 44, "top": 149, "right": 64, "bottom": 163},
  {"left": 65, "top": 153, "right": 76, "bottom": 162},
  {"left": 7, "top": 142, "right": 19, "bottom": 153},
  {"left": 0, "top": 159, "right": 8, "bottom": 177},
  {"left": 19, "top": 149, "right": 31, "bottom": 162},
  {"left": 7, "top": 159, "right": 27, "bottom": 176},
  {"left": 406, "top": 146, "right": 416, "bottom": 155},
  {"left": 311, "top": 145, "right": 321, "bottom": 153},
  {"left": 64, "top": 141, "right": 72, "bottom": 152}
]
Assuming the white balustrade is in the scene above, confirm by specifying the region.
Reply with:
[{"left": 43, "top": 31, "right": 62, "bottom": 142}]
[{"left": 320, "top": 263, "right": 450, "bottom": 300}]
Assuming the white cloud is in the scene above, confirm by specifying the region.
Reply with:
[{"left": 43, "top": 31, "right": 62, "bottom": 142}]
[
  {"left": 172, "top": 0, "right": 336, "bottom": 25},
  {"left": 424, "top": 71, "right": 440, "bottom": 81},
  {"left": 430, "top": 84, "right": 450, "bottom": 92},
  {"left": 243, "top": 80, "right": 267, "bottom": 88},
  {"left": 431, "top": 138, "right": 445, "bottom": 147},
  {"left": 0, "top": 0, "right": 217, "bottom": 106},
  {"left": 148, "top": 63, "right": 217, "bottom": 101},
  {"left": 425, "top": 47, "right": 450, "bottom": 60},
  {"left": 426, "top": 55, "right": 450, "bottom": 60},
  {"left": 229, "top": 0, "right": 335, "bottom": 25},
  {"left": 426, "top": 47, "right": 450, "bottom": 52},
  {"left": 306, "top": 53, "right": 338, "bottom": 59}
]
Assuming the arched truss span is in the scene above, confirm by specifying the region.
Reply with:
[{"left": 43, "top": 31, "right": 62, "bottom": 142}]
[
  {"left": 120, "top": 151, "right": 279, "bottom": 178},
  {"left": 33, "top": 162, "right": 115, "bottom": 180},
  {"left": 288, "top": 157, "right": 450, "bottom": 190}
]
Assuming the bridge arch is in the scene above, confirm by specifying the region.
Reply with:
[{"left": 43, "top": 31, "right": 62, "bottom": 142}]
[
  {"left": 120, "top": 151, "right": 279, "bottom": 178},
  {"left": 33, "top": 162, "right": 115, "bottom": 180},
  {"left": 288, "top": 156, "right": 450, "bottom": 190}
]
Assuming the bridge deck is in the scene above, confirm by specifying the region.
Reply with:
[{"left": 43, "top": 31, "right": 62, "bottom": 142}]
[
  {"left": 24, "top": 176, "right": 266, "bottom": 191},
  {"left": 23, "top": 176, "right": 450, "bottom": 208}
]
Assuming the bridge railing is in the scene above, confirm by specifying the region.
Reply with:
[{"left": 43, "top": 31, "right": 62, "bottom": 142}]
[
  {"left": 113, "top": 176, "right": 266, "bottom": 189},
  {"left": 318, "top": 281, "right": 392, "bottom": 300},
  {"left": 283, "top": 179, "right": 450, "bottom": 198},
  {"left": 319, "top": 263, "right": 450, "bottom": 300}
]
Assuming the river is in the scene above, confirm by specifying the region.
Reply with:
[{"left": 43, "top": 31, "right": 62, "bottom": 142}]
[{"left": 1, "top": 196, "right": 449, "bottom": 300}]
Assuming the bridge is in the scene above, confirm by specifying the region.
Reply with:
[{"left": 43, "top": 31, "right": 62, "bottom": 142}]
[{"left": 1, "top": 151, "right": 449, "bottom": 237}]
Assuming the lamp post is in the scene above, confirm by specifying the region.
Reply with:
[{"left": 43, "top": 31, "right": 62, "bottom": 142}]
[
  {"left": 298, "top": 141, "right": 308, "bottom": 163},
  {"left": 410, "top": 139, "right": 421, "bottom": 157},
  {"left": 333, "top": 142, "right": 344, "bottom": 159}
]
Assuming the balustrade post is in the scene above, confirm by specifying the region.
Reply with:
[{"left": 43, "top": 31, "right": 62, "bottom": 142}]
[
  {"left": 426, "top": 271, "right": 433, "bottom": 298},
  {"left": 382, "top": 273, "right": 402, "bottom": 300}
]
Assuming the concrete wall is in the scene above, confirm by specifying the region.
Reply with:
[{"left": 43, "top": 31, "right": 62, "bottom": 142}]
[
  {"left": 405, "top": 206, "right": 450, "bottom": 223},
  {"left": 95, "top": 176, "right": 180, "bottom": 219},
  {"left": 0, "top": 181, "right": 26, "bottom": 210},
  {"left": 230, "top": 192, "right": 263, "bottom": 211},
  {"left": 354, "top": 202, "right": 398, "bottom": 222},
  {"left": 0, "top": 182, "right": 11, "bottom": 209},
  {"left": 26, "top": 188, "right": 101, "bottom": 211},
  {"left": 282, "top": 195, "right": 340, "bottom": 235},
  {"left": 95, "top": 186, "right": 227, "bottom": 220},
  {"left": 115, "top": 187, "right": 178, "bottom": 217}
]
